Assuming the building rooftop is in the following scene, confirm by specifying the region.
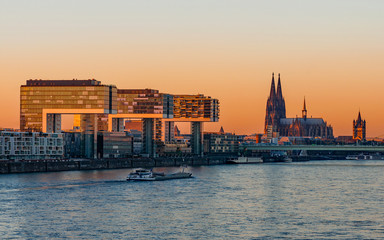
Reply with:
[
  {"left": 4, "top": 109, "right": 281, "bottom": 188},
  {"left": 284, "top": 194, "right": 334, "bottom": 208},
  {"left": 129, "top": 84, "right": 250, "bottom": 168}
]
[
  {"left": 24, "top": 79, "right": 102, "bottom": 86},
  {"left": 118, "top": 89, "right": 159, "bottom": 94},
  {"left": 280, "top": 118, "right": 325, "bottom": 125}
]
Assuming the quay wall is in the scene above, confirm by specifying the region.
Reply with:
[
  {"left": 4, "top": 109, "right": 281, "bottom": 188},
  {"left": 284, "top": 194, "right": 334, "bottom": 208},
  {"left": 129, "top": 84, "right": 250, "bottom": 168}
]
[{"left": 0, "top": 157, "right": 227, "bottom": 174}]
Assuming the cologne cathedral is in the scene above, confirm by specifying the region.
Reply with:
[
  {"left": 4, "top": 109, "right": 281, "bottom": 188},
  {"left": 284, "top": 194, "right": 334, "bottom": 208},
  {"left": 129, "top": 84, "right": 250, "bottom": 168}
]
[{"left": 264, "top": 73, "right": 333, "bottom": 138}]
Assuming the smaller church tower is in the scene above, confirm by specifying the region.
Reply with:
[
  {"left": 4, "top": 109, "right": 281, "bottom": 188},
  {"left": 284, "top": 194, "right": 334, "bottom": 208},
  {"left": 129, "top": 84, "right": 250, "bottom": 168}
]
[
  {"left": 219, "top": 126, "right": 225, "bottom": 134},
  {"left": 302, "top": 97, "right": 307, "bottom": 120},
  {"left": 353, "top": 111, "right": 366, "bottom": 141}
]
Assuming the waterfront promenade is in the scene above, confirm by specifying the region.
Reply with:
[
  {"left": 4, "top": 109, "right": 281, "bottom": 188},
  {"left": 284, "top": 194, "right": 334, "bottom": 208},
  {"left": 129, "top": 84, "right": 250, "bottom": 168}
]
[
  {"left": 2, "top": 145, "right": 384, "bottom": 174},
  {"left": 0, "top": 157, "right": 227, "bottom": 174},
  {"left": 241, "top": 145, "right": 384, "bottom": 152}
]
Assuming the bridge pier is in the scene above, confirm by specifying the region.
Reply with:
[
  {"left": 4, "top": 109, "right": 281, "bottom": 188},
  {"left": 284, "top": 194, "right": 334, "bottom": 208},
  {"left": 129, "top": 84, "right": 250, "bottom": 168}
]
[
  {"left": 143, "top": 118, "right": 155, "bottom": 157},
  {"left": 191, "top": 122, "right": 203, "bottom": 156}
]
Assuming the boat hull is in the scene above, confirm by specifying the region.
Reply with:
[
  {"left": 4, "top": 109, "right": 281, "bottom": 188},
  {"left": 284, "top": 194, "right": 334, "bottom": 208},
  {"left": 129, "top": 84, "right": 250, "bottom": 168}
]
[
  {"left": 226, "top": 157, "right": 263, "bottom": 164},
  {"left": 127, "top": 172, "right": 192, "bottom": 181}
]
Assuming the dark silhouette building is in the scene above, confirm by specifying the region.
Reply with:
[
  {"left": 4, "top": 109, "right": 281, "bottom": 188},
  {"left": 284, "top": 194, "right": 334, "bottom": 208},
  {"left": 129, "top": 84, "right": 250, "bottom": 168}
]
[
  {"left": 353, "top": 111, "right": 366, "bottom": 141},
  {"left": 264, "top": 73, "right": 286, "bottom": 133},
  {"left": 264, "top": 73, "right": 333, "bottom": 139}
]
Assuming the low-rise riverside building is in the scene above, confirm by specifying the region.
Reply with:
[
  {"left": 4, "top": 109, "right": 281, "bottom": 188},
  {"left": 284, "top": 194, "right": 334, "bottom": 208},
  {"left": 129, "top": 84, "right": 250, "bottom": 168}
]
[
  {"left": 203, "top": 128, "right": 239, "bottom": 154},
  {"left": 163, "top": 143, "right": 191, "bottom": 154},
  {"left": 126, "top": 130, "right": 143, "bottom": 155},
  {"left": 63, "top": 131, "right": 134, "bottom": 159},
  {"left": 97, "top": 132, "right": 133, "bottom": 158},
  {"left": 63, "top": 132, "right": 83, "bottom": 158},
  {"left": 0, "top": 130, "right": 64, "bottom": 160}
]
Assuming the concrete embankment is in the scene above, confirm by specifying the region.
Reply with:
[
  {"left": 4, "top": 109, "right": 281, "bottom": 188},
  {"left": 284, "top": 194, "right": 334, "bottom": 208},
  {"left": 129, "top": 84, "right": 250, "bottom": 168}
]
[{"left": 0, "top": 157, "right": 227, "bottom": 174}]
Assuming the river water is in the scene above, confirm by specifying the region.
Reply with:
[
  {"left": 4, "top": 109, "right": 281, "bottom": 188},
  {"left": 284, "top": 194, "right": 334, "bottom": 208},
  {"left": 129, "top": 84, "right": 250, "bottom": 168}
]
[{"left": 1, "top": 160, "right": 384, "bottom": 239}]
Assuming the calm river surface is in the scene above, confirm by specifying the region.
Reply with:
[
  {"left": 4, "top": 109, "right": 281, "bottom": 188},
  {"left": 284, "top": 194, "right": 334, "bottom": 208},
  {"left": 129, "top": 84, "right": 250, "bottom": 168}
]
[{"left": 1, "top": 160, "right": 384, "bottom": 239}]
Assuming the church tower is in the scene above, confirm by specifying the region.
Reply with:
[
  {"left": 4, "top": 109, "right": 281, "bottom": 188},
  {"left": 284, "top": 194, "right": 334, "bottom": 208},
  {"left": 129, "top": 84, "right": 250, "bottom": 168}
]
[
  {"left": 353, "top": 111, "right": 366, "bottom": 141},
  {"left": 264, "top": 73, "right": 286, "bottom": 133},
  {"left": 302, "top": 97, "right": 307, "bottom": 120}
]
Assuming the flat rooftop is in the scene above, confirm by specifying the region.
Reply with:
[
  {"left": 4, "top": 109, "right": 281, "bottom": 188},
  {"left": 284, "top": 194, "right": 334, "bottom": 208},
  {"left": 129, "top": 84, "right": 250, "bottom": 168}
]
[
  {"left": 118, "top": 89, "right": 159, "bottom": 94},
  {"left": 24, "top": 79, "right": 102, "bottom": 86}
]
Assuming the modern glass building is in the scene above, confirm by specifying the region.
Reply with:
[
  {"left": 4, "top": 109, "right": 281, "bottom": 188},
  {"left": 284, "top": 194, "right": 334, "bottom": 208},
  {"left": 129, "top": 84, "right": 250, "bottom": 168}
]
[
  {"left": 20, "top": 79, "right": 117, "bottom": 133},
  {"left": 117, "top": 89, "right": 173, "bottom": 117},
  {"left": 173, "top": 94, "right": 219, "bottom": 122},
  {"left": 20, "top": 79, "right": 220, "bottom": 158}
]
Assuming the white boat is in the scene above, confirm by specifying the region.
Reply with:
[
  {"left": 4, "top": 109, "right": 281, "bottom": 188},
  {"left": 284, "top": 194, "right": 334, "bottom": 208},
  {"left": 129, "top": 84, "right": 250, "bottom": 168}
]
[
  {"left": 126, "top": 168, "right": 192, "bottom": 181},
  {"left": 346, "top": 154, "right": 384, "bottom": 160},
  {"left": 226, "top": 157, "right": 263, "bottom": 164},
  {"left": 346, "top": 155, "right": 360, "bottom": 160}
]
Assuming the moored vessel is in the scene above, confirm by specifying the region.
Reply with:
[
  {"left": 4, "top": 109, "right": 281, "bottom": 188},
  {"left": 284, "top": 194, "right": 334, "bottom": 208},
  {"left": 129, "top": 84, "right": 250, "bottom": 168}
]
[
  {"left": 346, "top": 154, "right": 384, "bottom": 160},
  {"left": 226, "top": 157, "right": 263, "bottom": 164}
]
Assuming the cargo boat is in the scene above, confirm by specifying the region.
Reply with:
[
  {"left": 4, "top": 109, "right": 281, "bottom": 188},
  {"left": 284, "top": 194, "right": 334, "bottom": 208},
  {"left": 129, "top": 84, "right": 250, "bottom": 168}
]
[
  {"left": 226, "top": 157, "right": 263, "bottom": 164},
  {"left": 126, "top": 168, "right": 192, "bottom": 181}
]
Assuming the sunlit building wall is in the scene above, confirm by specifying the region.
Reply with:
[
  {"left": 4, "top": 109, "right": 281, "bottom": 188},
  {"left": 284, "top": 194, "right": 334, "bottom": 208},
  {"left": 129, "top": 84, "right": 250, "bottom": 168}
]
[
  {"left": 173, "top": 94, "right": 219, "bottom": 122},
  {"left": 73, "top": 114, "right": 81, "bottom": 130},
  {"left": 124, "top": 120, "right": 143, "bottom": 132},
  {"left": 353, "top": 111, "right": 366, "bottom": 141},
  {"left": 20, "top": 79, "right": 117, "bottom": 133},
  {"left": 117, "top": 89, "right": 173, "bottom": 117},
  {"left": 20, "top": 80, "right": 220, "bottom": 158}
]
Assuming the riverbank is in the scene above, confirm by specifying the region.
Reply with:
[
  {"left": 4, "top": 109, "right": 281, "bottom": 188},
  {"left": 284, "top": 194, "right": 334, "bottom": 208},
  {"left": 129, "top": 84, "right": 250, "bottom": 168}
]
[{"left": 0, "top": 157, "right": 227, "bottom": 174}]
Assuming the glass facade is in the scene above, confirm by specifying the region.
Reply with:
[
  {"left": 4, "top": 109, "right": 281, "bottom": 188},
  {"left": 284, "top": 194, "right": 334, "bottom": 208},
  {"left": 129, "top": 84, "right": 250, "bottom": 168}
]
[
  {"left": 20, "top": 80, "right": 117, "bottom": 132},
  {"left": 173, "top": 94, "right": 219, "bottom": 121},
  {"left": 19, "top": 81, "right": 220, "bottom": 158},
  {"left": 117, "top": 89, "right": 173, "bottom": 118},
  {"left": 97, "top": 132, "right": 133, "bottom": 158}
]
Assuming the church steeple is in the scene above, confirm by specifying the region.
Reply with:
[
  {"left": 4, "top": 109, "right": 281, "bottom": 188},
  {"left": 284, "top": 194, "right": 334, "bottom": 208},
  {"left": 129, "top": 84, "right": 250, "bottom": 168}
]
[
  {"left": 302, "top": 97, "right": 307, "bottom": 120},
  {"left": 357, "top": 110, "right": 362, "bottom": 123},
  {"left": 353, "top": 110, "right": 366, "bottom": 141},
  {"left": 276, "top": 73, "right": 283, "bottom": 99},
  {"left": 269, "top": 73, "right": 276, "bottom": 99}
]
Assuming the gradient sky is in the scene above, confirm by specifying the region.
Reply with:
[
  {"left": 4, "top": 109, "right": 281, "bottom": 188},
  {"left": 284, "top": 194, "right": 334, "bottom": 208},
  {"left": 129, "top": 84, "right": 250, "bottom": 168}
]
[{"left": 1, "top": 0, "right": 384, "bottom": 137}]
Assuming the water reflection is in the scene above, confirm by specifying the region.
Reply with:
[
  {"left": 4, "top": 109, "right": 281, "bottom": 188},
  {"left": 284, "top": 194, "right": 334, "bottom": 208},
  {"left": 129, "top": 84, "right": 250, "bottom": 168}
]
[{"left": 1, "top": 161, "right": 384, "bottom": 239}]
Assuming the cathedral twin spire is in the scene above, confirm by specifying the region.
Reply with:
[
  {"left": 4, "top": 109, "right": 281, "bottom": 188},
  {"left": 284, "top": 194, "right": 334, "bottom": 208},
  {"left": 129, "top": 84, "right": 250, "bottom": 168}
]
[
  {"left": 269, "top": 73, "right": 276, "bottom": 98},
  {"left": 269, "top": 72, "right": 308, "bottom": 120},
  {"left": 276, "top": 73, "right": 283, "bottom": 99},
  {"left": 265, "top": 73, "right": 286, "bottom": 132},
  {"left": 265, "top": 73, "right": 334, "bottom": 138},
  {"left": 269, "top": 73, "right": 283, "bottom": 100}
]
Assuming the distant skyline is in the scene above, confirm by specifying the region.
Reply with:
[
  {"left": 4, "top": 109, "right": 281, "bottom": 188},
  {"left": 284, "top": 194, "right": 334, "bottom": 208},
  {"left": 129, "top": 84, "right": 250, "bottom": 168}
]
[{"left": 1, "top": 0, "right": 384, "bottom": 137}]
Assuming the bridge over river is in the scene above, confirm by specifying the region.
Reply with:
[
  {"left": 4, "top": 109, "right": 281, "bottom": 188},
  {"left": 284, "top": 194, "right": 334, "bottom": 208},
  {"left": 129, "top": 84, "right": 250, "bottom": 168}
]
[{"left": 240, "top": 145, "right": 384, "bottom": 152}]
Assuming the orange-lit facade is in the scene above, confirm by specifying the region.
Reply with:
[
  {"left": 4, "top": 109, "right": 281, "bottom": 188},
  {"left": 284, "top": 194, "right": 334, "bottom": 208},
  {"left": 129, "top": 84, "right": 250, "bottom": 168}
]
[
  {"left": 173, "top": 94, "right": 219, "bottom": 122},
  {"left": 117, "top": 89, "right": 173, "bottom": 116},
  {"left": 20, "top": 80, "right": 220, "bottom": 157},
  {"left": 20, "top": 80, "right": 117, "bottom": 132},
  {"left": 353, "top": 111, "right": 366, "bottom": 141}
]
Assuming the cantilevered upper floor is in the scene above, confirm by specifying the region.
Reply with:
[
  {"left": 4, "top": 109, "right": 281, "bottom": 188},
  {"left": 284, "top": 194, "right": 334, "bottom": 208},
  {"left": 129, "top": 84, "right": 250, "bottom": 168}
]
[
  {"left": 20, "top": 79, "right": 220, "bottom": 132},
  {"left": 20, "top": 79, "right": 117, "bottom": 132}
]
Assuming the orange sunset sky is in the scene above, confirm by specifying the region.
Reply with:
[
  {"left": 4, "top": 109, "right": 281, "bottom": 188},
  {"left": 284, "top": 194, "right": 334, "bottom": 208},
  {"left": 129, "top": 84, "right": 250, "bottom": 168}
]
[{"left": 1, "top": 1, "right": 384, "bottom": 137}]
